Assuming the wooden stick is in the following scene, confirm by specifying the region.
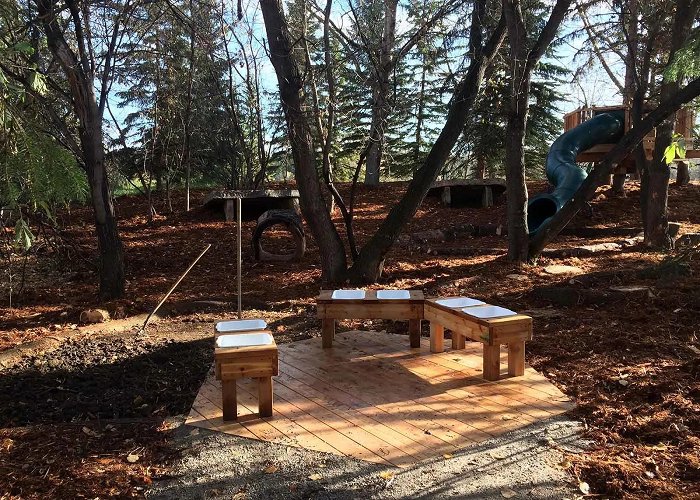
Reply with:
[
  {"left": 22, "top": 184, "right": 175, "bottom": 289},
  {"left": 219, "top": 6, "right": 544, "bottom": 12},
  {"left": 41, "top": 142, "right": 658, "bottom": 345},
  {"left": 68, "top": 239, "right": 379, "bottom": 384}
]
[{"left": 138, "top": 244, "right": 212, "bottom": 334}]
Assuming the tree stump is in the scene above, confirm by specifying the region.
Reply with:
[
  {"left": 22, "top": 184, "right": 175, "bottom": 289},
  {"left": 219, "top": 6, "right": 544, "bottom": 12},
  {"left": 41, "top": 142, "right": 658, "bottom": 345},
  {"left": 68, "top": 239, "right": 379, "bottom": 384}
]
[
  {"left": 252, "top": 209, "right": 305, "bottom": 262},
  {"left": 676, "top": 161, "right": 690, "bottom": 186}
]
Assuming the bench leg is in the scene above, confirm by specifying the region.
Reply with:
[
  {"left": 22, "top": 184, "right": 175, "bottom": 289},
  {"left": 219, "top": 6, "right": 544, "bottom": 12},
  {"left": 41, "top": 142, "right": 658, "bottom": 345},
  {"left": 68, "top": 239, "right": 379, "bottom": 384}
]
[
  {"left": 224, "top": 199, "right": 235, "bottom": 222},
  {"left": 430, "top": 323, "right": 444, "bottom": 353},
  {"left": 508, "top": 341, "right": 525, "bottom": 377},
  {"left": 258, "top": 377, "right": 273, "bottom": 417},
  {"left": 322, "top": 319, "right": 335, "bottom": 348},
  {"left": 222, "top": 379, "right": 237, "bottom": 421},
  {"left": 451, "top": 332, "right": 466, "bottom": 350},
  {"left": 408, "top": 319, "right": 421, "bottom": 348},
  {"left": 483, "top": 344, "right": 501, "bottom": 381}
]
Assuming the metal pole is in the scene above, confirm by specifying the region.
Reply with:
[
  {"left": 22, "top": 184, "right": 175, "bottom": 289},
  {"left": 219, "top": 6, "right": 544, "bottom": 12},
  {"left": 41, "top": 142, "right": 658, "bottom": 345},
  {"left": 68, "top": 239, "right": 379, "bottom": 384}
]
[
  {"left": 139, "top": 244, "right": 211, "bottom": 335},
  {"left": 237, "top": 196, "right": 242, "bottom": 319}
]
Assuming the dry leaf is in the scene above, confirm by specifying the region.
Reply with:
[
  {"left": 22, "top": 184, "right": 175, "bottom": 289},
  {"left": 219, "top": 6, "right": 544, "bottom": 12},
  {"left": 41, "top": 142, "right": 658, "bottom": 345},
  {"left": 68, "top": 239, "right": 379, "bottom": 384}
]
[
  {"left": 1, "top": 438, "right": 14, "bottom": 451},
  {"left": 264, "top": 465, "right": 278, "bottom": 474},
  {"left": 559, "top": 458, "right": 572, "bottom": 469},
  {"left": 126, "top": 454, "right": 140, "bottom": 463},
  {"left": 308, "top": 473, "right": 322, "bottom": 481},
  {"left": 579, "top": 481, "right": 590, "bottom": 494},
  {"left": 82, "top": 426, "right": 100, "bottom": 437},
  {"left": 500, "top": 488, "right": 517, "bottom": 498},
  {"left": 379, "top": 471, "right": 395, "bottom": 480},
  {"left": 443, "top": 453, "right": 454, "bottom": 459}
]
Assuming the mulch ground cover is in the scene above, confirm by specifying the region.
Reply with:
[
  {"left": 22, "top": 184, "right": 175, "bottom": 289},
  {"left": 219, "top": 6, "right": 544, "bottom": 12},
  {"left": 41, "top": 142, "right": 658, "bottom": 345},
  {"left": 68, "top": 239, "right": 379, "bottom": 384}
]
[{"left": 1, "top": 181, "right": 699, "bottom": 498}]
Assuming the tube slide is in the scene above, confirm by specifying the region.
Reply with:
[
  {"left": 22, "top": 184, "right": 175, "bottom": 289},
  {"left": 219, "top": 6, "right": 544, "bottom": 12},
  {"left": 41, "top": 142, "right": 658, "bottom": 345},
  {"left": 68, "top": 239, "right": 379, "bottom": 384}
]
[{"left": 527, "top": 110, "right": 625, "bottom": 234}]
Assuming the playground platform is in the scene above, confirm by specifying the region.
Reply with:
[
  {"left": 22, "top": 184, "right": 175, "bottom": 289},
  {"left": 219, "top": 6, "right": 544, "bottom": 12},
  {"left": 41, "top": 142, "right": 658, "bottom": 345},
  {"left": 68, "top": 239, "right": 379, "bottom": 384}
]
[{"left": 186, "top": 330, "right": 573, "bottom": 467}]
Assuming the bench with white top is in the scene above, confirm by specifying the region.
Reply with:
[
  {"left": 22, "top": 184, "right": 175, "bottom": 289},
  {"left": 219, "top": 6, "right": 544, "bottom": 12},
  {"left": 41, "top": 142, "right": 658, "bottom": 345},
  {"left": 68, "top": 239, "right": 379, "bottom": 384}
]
[
  {"left": 317, "top": 289, "right": 424, "bottom": 348},
  {"left": 214, "top": 330, "right": 278, "bottom": 421},
  {"left": 423, "top": 297, "right": 532, "bottom": 381}
]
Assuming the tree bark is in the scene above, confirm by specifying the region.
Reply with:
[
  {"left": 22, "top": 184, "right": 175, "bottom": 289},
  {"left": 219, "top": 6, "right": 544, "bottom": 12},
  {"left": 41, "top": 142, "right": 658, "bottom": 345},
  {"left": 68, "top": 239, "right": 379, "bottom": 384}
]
[
  {"left": 614, "top": 0, "right": 640, "bottom": 197},
  {"left": 503, "top": 0, "right": 529, "bottom": 262},
  {"left": 676, "top": 161, "right": 690, "bottom": 185},
  {"left": 37, "top": 0, "right": 125, "bottom": 300},
  {"left": 347, "top": 3, "right": 506, "bottom": 282},
  {"left": 475, "top": 152, "right": 487, "bottom": 179},
  {"left": 260, "top": 0, "right": 348, "bottom": 283},
  {"left": 643, "top": 0, "right": 696, "bottom": 249},
  {"left": 183, "top": 0, "right": 196, "bottom": 212},
  {"left": 363, "top": 0, "right": 398, "bottom": 185},
  {"left": 611, "top": 173, "right": 626, "bottom": 196},
  {"left": 502, "top": 0, "right": 572, "bottom": 262}
]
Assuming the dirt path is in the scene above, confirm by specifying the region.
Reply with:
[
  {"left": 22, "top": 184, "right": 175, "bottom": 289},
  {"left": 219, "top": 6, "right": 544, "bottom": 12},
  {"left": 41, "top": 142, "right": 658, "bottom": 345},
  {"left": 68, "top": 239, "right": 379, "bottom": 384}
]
[{"left": 148, "top": 416, "right": 584, "bottom": 499}]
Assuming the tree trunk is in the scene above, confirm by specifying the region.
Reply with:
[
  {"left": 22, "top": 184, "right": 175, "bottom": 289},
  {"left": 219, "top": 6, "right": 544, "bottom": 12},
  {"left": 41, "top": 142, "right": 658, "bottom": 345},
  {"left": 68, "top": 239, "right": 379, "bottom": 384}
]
[
  {"left": 676, "top": 161, "right": 690, "bottom": 185},
  {"left": 414, "top": 58, "right": 427, "bottom": 169},
  {"left": 348, "top": 3, "right": 506, "bottom": 281},
  {"left": 616, "top": 0, "right": 639, "bottom": 197},
  {"left": 84, "top": 115, "right": 125, "bottom": 300},
  {"left": 363, "top": 0, "right": 398, "bottom": 185},
  {"left": 38, "top": 0, "right": 125, "bottom": 300},
  {"left": 502, "top": 0, "right": 572, "bottom": 262},
  {"left": 475, "top": 152, "right": 486, "bottom": 179},
  {"left": 505, "top": 94, "right": 530, "bottom": 261},
  {"left": 184, "top": 0, "right": 195, "bottom": 212},
  {"left": 503, "top": 0, "right": 530, "bottom": 262},
  {"left": 643, "top": 0, "right": 696, "bottom": 249},
  {"left": 363, "top": 88, "right": 385, "bottom": 185},
  {"left": 611, "top": 173, "right": 626, "bottom": 196},
  {"left": 644, "top": 142, "right": 672, "bottom": 249},
  {"left": 260, "top": 0, "right": 347, "bottom": 283}
]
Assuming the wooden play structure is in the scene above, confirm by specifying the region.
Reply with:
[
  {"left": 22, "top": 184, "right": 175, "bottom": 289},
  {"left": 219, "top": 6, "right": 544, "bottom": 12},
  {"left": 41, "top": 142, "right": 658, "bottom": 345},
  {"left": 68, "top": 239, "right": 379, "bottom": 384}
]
[
  {"left": 208, "top": 292, "right": 532, "bottom": 424},
  {"left": 427, "top": 178, "right": 506, "bottom": 208},
  {"left": 317, "top": 290, "right": 531, "bottom": 381},
  {"left": 563, "top": 105, "right": 698, "bottom": 173},
  {"left": 203, "top": 188, "right": 300, "bottom": 221},
  {"left": 188, "top": 329, "right": 570, "bottom": 467},
  {"left": 186, "top": 292, "right": 571, "bottom": 466}
]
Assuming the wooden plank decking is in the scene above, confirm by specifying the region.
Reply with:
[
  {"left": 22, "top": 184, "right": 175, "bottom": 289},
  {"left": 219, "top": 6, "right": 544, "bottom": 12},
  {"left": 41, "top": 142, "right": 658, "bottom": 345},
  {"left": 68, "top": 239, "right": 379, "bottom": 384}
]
[{"left": 186, "top": 330, "right": 574, "bottom": 468}]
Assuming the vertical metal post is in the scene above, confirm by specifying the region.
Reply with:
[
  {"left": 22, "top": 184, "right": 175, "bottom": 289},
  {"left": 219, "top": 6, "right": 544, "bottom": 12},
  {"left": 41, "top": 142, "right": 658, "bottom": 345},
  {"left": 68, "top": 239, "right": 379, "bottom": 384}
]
[{"left": 237, "top": 196, "right": 242, "bottom": 319}]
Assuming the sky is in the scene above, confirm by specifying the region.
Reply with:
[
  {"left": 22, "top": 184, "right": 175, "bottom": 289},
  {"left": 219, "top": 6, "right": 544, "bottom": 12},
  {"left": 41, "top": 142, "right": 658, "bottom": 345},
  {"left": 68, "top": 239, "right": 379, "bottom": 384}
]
[{"left": 105, "top": 0, "right": 628, "bottom": 143}]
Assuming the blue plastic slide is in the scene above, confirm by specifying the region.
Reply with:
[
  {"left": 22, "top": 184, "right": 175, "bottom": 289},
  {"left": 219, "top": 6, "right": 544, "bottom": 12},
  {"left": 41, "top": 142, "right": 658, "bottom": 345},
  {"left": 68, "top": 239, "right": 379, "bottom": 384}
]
[{"left": 527, "top": 110, "right": 625, "bottom": 234}]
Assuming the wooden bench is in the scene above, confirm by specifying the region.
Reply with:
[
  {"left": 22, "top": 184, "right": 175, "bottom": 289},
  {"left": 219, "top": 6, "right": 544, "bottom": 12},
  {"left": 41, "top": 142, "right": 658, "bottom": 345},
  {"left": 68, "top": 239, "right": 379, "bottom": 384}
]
[
  {"left": 423, "top": 297, "right": 532, "bottom": 381},
  {"left": 214, "top": 331, "right": 278, "bottom": 421},
  {"left": 317, "top": 289, "right": 424, "bottom": 348}
]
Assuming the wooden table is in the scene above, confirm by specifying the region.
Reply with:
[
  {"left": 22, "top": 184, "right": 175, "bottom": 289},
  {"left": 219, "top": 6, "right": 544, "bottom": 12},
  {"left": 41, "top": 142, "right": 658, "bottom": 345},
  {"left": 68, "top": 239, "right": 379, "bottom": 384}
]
[
  {"left": 215, "top": 331, "right": 279, "bottom": 421},
  {"left": 423, "top": 298, "right": 532, "bottom": 381},
  {"left": 317, "top": 290, "right": 424, "bottom": 348}
]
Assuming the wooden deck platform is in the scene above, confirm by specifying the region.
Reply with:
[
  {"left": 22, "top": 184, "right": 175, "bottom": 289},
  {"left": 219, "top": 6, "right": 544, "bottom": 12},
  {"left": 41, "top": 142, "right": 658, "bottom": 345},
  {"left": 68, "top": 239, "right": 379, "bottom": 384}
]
[{"left": 186, "top": 331, "right": 574, "bottom": 468}]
